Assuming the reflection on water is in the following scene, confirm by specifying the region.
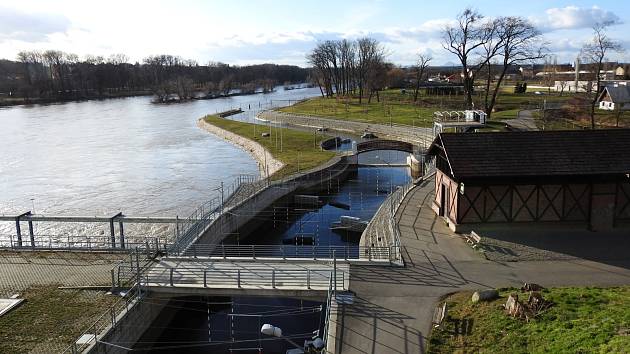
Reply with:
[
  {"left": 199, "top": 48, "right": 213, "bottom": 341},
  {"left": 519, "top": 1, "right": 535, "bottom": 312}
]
[{"left": 0, "top": 87, "right": 320, "bottom": 235}]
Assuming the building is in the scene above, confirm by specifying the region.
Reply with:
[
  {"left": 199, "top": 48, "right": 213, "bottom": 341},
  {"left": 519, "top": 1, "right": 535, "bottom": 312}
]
[
  {"left": 598, "top": 84, "right": 630, "bottom": 110},
  {"left": 426, "top": 130, "right": 630, "bottom": 232}
]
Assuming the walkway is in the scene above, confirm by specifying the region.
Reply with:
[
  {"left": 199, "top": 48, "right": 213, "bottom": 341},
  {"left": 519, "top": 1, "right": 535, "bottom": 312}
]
[
  {"left": 141, "top": 258, "right": 349, "bottom": 298},
  {"left": 333, "top": 179, "right": 630, "bottom": 354}
]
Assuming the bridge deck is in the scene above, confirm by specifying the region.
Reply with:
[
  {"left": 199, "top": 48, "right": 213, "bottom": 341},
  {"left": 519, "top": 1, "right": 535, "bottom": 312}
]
[{"left": 141, "top": 259, "right": 349, "bottom": 296}]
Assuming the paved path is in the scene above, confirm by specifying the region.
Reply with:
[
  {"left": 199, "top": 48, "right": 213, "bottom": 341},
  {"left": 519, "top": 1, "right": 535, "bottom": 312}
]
[
  {"left": 505, "top": 109, "right": 540, "bottom": 131},
  {"left": 144, "top": 258, "right": 349, "bottom": 296},
  {"left": 334, "top": 179, "right": 630, "bottom": 354}
]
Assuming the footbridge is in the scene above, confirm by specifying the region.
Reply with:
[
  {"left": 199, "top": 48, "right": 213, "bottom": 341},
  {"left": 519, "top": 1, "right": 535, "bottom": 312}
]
[{"left": 138, "top": 258, "right": 349, "bottom": 299}]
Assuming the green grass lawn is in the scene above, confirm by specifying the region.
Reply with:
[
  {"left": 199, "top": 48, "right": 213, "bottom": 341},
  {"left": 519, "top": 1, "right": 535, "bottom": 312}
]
[
  {"left": 428, "top": 287, "right": 630, "bottom": 354},
  {"left": 204, "top": 115, "right": 336, "bottom": 179},
  {"left": 0, "top": 286, "right": 119, "bottom": 353},
  {"left": 279, "top": 96, "right": 436, "bottom": 127},
  {"left": 279, "top": 89, "right": 574, "bottom": 127}
]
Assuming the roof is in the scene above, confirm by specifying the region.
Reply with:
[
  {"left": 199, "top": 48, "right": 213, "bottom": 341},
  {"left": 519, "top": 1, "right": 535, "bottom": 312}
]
[
  {"left": 427, "top": 129, "right": 630, "bottom": 179},
  {"left": 599, "top": 85, "right": 630, "bottom": 103}
]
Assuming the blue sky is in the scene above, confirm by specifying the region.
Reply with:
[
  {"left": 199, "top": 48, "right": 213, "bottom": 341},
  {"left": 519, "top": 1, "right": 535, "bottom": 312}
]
[{"left": 0, "top": 0, "right": 628, "bottom": 66}]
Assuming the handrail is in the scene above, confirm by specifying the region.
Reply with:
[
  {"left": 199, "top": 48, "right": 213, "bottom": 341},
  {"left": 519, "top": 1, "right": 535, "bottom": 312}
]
[
  {"left": 166, "top": 243, "right": 393, "bottom": 261},
  {"left": 138, "top": 266, "right": 346, "bottom": 291}
]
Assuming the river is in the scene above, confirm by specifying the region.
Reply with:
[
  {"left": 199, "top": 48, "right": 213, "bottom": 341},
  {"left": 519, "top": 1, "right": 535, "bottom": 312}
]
[{"left": 0, "top": 87, "right": 320, "bottom": 235}]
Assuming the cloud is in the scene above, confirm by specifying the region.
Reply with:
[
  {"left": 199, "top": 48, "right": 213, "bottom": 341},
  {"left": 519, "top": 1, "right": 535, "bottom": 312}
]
[
  {"left": 0, "top": 6, "right": 71, "bottom": 42},
  {"left": 533, "top": 6, "right": 621, "bottom": 31}
]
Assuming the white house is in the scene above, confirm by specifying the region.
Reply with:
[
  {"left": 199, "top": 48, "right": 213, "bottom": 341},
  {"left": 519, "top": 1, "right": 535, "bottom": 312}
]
[{"left": 598, "top": 85, "right": 630, "bottom": 111}]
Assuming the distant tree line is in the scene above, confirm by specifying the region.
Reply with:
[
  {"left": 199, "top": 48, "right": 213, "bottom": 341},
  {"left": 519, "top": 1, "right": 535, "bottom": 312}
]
[
  {"left": 1, "top": 50, "right": 309, "bottom": 103},
  {"left": 308, "top": 38, "right": 392, "bottom": 103}
]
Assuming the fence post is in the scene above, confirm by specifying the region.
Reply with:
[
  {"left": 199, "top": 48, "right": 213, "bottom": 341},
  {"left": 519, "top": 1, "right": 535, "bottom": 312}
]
[
  {"left": 110, "top": 269, "right": 116, "bottom": 290},
  {"left": 333, "top": 250, "right": 337, "bottom": 293},
  {"left": 307, "top": 269, "right": 311, "bottom": 289},
  {"left": 203, "top": 270, "right": 207, "bottom": 288},
  {"left": 272, "top": 270, "right": 276, "bottom": 288},
  {"left": 169, "top": 268, "right": 174, "bottom": 286},
  {"left": 237, "top": 270, "right": 241, "bottom": 288}
]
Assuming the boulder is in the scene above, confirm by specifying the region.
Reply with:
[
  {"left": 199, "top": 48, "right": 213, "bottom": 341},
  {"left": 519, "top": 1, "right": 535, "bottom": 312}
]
[{"left": 471, "top": 289, "right": 499, "bottom": 303}]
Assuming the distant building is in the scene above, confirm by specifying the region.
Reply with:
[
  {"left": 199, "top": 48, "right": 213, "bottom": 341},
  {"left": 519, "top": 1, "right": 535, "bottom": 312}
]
[
  {"left": 598, "top": 84, "right": 630, "bottom": 111},
  {"left": 426, "top": 130, "right": 630, "bottom": 232}
]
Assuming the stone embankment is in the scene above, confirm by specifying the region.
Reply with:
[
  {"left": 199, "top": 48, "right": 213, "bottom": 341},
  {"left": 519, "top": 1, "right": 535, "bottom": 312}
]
[
  {"left": 258, "top": 110, "right": 433, "bottom": 147},
  {"left": 197, "top": 118, "right": 284, "bottom": 176}
]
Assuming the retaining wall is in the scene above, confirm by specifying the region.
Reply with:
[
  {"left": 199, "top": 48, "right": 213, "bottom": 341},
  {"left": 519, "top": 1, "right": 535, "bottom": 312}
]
[{"left": 87, "top": 294, "right": 172, "bottom": 354}]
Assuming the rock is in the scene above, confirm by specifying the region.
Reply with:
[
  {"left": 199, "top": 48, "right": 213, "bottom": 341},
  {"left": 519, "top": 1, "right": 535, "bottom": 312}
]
[
  {"left": 521, "top": 283, "right": 544, "bottom": 292},
  {"left": 471, "top": 289, "right": 499, "bottom": 303}
]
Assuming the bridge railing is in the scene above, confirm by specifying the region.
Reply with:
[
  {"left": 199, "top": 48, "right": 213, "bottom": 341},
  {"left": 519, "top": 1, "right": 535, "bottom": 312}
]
[
  {"left": 166, "top": 243, "right": 394, "bottom": 262},
  {"left": 136, "top": 265, "right": 346, "bottom": 291}
]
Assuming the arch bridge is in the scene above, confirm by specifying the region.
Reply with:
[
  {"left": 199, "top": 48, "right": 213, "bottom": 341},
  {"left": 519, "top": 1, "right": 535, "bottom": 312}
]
[{"left": 355, "top": 139, "right": 415, "bottom": 155}]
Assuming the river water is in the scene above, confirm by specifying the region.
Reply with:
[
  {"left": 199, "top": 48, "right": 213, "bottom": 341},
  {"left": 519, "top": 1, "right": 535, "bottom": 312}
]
[{"left": 0, "top": 87, "right": 320, "bottom": 236}]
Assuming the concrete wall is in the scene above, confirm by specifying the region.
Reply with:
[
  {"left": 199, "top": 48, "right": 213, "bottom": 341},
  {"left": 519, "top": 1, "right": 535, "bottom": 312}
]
[
  {"left": 194, "top": 156, "right": 355, "bottom": 246},
  {"left": 88, "top": 293, "right": 172, "bottom": 354}
]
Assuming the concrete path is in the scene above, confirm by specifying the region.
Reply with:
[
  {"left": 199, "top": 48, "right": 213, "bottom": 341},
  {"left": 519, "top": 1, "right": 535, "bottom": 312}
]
[
  {"left": 334, "top": 179, "right": 630, "bottom": 354},
  {"left": 505, "top": 109, "right": 540, "bottom": 131},
  {"left": 144, "top": 258, "right": 349, "bottom": 297}
]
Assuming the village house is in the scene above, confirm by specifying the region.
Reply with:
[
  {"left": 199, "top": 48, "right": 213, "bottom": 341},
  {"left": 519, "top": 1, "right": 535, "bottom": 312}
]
[
  {"left": 426, "top": 130, "right": 630, "bottom": 232},
  {"left": 598, "top": 83, "right": 630, "bottom": 110}
]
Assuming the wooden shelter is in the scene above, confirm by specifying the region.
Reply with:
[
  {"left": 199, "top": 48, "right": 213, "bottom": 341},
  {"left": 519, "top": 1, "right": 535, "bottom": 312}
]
[{"left": 426, "top": 130, "right": 630, "bottom": 232}]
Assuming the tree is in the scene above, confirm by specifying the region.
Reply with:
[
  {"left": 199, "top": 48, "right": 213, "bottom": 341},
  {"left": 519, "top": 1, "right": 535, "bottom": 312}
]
[
  {"left": 483, "top": 16, "right": 545, "bottom": 118},
  {"left": 442, "top": 8, "right": 489, "bottom": 109},
  {"left": 413, "top": 53, "right": 432, "bottom": 102},
  {"left": 581, "top": 21, "right": 623, "bottom": 129}
]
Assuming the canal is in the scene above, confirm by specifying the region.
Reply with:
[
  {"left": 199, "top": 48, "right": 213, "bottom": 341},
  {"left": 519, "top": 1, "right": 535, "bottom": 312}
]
[{"left": 133, "top": 151, "right": 413, "bottom": 353}]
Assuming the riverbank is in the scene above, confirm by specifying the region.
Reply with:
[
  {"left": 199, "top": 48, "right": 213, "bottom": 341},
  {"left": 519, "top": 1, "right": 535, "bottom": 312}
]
[
  {"left": 200, "top": 115, "right": 336, "bottom": 179},
  {"left": 0, "top": 90, "right": 153, "bottom": 107},
  {"left": 197, "top": 118, "right": 284, "bottom": 177}
]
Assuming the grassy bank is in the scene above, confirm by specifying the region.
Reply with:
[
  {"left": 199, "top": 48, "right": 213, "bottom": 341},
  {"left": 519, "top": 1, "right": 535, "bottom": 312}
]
[
  {"left": 0, "top": 286, "right": 119, "bottom": 353},
  {"left": 279, "top": 89, "right": 574, "bottom": 126},
  {"left": 428, "top": 287, "right": 630, "bottom": 354},
  {"left": 203, "top": 115, "right": 336, "bottom": 179}
]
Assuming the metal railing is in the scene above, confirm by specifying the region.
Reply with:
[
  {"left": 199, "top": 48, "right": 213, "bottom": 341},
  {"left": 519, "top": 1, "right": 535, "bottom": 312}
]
[
  {"left": 138, "top": 266, "right": 345, "bottom": 291},
  {"left": 0, "top": 234, "right": 167, "bottom": 253},
  {"left": 169, "top": 174, "right": 266, "bottom": 253},
  {"left": 62, "top": 284, "right": 142, "bottom": 354},
  {"left": 169, "top": 157, "right": 351, "bottom": 255},
  {"left": 322, "top": 274, "right": 334, "bottom": 349},
  {"left": 166, "top": 243, "right": 395, "bottom": 262}
]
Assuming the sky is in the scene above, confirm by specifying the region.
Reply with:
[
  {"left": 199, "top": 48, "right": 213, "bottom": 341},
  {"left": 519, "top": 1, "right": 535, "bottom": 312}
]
[{"left": 1, "top": 0, "right": 629, "bottom": 67}]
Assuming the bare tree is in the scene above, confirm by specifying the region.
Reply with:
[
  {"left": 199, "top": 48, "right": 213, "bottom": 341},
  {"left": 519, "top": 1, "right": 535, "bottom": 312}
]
[
  {"left": 581, "top": 21, "right": 623, "bottom": 129},
  {"left": 413, "top": 53, "right": 432, "bottom": 102},
  {"left": 442, "top": 8, "right": 489, "bottom": 109},
  {"left": 484, "top": 16, "right": 545, "bottom": 118},
  {"left": 557, "top": 80, "right": 568, "bottom": 96}
]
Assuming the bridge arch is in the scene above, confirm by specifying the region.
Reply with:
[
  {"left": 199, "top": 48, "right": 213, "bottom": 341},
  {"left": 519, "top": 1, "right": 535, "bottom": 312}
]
[{"left": 354, "top": 139, "right": 414, "bottom": 155}]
